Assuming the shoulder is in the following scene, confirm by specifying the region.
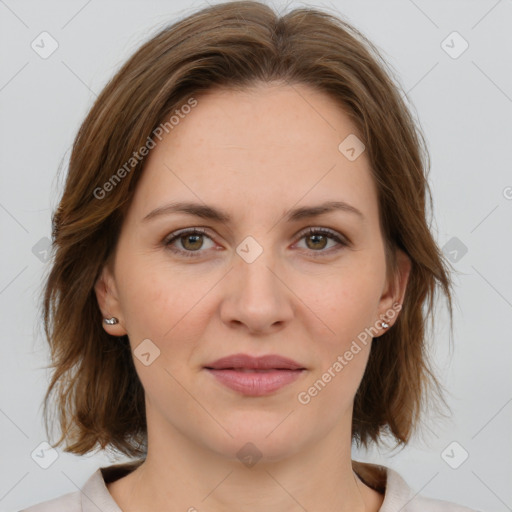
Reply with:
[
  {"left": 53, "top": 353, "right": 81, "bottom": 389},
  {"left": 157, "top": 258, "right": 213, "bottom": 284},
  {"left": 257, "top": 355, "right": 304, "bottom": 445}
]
[
  {"left": 18, "top": 460, "right": 141, "bottom": 512},
  {"left": 19, "top": 490, "right": 81, "bottom": 512},
  {"left": 381, "top": 466, "right": 479, "bottom": 512}
]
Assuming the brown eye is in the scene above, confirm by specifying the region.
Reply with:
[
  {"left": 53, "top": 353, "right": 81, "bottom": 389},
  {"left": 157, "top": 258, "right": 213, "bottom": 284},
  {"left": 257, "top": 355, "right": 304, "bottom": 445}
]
[
  {"left": 164, "top": 226, "right": 349, "bottom": 260},
  {"left": 164, "top": 228, "right": 215, "bottom": 257},
  {"left": 296, "top": 227, "right": 348, "bottom": 257},
  {"left": 180, "top": 233, "right": 204, "bottom": 251},
  {"left": 305, "top": 232, "right": 329, "bottom": 250}
]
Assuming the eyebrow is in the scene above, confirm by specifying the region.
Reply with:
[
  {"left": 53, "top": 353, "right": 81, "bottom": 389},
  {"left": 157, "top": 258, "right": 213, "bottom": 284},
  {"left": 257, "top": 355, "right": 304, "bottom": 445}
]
[{"left": 142, "top": 200, "right": 365, "bottom": 224}]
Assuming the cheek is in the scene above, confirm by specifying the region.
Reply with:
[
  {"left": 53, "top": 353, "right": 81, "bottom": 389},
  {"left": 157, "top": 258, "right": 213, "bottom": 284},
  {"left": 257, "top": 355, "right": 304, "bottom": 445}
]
[
  {"left": 314, "top": 269, "right": 382, "bottom": 402},
  {"left": 113, "top": 249, "right": 170, "bottom": 340},
  {"left": 116, "top": 263, "right": 209, "bottom": 394},
  {"left": 118, "top": 273, "right": 168, "bottom": 338},
  {"left": 303, "top": 267, "right": 383, "bottom": 346},
  {"left": 117, "top": 259, "right": 214, "bottom": 348},
  {"left": 295, "top": 273, "right": 379, "bottom": 405}
]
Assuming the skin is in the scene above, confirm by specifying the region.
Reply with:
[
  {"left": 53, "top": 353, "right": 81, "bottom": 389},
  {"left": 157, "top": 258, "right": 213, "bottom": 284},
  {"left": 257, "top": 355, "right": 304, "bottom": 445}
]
[{"left": 95, "top": 82, "right": 411, "bottom": 512}]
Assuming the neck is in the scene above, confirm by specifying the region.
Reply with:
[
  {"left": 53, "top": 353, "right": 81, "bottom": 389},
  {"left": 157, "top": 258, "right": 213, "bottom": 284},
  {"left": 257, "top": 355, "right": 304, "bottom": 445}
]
[{"left": 107, "top": 419, "right": 384, "bottom": 512}]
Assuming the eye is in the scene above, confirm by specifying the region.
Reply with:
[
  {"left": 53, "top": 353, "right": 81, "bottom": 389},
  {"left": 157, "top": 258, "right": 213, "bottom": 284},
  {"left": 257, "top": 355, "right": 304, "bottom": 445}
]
[
  {"left": 164, "top": 226, "right": 349, "bottom": 259},
  {"left": 164, "top": 228, "right": 216, "bottom": 258},
  {"left": 293, "top": 227, "right": 349, "bottom": 257}
]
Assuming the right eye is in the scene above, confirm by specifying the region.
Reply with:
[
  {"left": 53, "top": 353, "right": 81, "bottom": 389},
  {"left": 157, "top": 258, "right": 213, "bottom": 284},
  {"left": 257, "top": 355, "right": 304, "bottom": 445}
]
[{"left": 164, "top": 228, "right": 217, "bottom": 257}]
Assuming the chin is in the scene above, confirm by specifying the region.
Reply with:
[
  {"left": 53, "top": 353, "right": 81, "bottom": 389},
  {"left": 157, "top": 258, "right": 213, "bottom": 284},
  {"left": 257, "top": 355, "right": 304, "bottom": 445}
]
[{"left": 209, "top": 421, "right": 306, "bottom": 463}]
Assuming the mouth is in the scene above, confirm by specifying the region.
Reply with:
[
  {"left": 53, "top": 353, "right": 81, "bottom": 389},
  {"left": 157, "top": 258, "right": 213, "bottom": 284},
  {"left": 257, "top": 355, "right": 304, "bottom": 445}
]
[
  {"left": 205, "top": 353, "right": 305, "bottom": 371},
  {"left": 204, "top": 368, "right": 306, "bottom": 396},
  {"left": 206, "top": 368, "right": 293, "bottom": 372},
  {"left": 204, "top": 353, "right": 306, "bottom": 396}
]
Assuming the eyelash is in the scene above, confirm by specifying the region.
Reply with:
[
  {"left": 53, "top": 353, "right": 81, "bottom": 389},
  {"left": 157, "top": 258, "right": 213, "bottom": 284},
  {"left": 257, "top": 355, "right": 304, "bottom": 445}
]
[{"left": 163, "top": 227, "right": 349, "bottom": 259}]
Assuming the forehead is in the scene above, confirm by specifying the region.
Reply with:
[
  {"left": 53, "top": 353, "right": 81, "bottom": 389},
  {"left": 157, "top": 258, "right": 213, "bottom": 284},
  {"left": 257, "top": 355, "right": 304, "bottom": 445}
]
[{"left": 127, "top": 83, "right": 379, "bottom": 225}]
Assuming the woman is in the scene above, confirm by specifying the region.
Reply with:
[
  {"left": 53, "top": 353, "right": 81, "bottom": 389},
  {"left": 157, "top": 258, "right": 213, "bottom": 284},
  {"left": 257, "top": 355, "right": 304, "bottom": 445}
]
[{"left": 21, "top": 1, "right": 477, "bottom": 510}]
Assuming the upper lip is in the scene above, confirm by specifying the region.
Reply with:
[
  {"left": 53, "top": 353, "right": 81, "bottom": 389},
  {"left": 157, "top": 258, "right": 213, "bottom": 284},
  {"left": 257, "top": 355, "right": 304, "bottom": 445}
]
[{"left": 204, "top": 353, "right": 305, "bottom": 370}]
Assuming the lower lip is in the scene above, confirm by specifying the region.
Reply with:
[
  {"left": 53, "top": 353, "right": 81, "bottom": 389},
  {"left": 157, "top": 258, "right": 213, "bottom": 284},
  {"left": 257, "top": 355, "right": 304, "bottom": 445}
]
[{"left": 205, "top": 368, "right": 305, "bottom": 396}]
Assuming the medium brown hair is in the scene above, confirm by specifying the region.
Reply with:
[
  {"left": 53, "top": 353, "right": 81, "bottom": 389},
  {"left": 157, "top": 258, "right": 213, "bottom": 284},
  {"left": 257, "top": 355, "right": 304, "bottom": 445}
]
[{"left": 40, "top": 0, "right": 455, "bottom": 479}]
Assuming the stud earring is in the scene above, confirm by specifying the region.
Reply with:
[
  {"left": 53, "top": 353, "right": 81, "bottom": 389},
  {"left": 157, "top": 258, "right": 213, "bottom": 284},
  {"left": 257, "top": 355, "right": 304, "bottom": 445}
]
[
  {"left": 103, "top": 317, "right": 119, "bottom": 325},
  {"left": 381, "top": 321, "right": 390, "bottom": 328}
]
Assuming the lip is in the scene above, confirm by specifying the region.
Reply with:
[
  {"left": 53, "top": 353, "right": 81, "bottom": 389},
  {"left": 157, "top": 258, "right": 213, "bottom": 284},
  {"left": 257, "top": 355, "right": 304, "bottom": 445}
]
[
  {"left": 204, "top": 353, "right": 306, "bottom": 396},
  {"left": 205, "top": 353, "right": 305, "bottom": 371}
]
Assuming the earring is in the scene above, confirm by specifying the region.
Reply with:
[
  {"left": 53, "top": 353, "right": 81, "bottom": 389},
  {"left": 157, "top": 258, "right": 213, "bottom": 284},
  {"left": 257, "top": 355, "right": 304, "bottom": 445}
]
[
  {"left": 381, "top": 321, "right": 389, "bottom": 328},
  {"left": 104, "top": 317, "right": 119, "bottom": 325}
]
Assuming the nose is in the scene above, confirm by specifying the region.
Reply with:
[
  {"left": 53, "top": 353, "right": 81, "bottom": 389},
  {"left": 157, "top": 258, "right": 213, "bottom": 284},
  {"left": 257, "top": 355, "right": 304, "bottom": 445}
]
[{"left": 219, "top": 247, "right": 294, "bottom": 335}]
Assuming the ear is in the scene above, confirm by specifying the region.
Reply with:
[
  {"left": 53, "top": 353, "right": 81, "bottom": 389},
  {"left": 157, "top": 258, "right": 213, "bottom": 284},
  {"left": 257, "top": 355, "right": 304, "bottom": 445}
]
[
  {"left": 376, "top": 248, "right": 411, "bottom": 334},
  {"left": 94, "top": 261, "right": 127, "bottom": 337}
]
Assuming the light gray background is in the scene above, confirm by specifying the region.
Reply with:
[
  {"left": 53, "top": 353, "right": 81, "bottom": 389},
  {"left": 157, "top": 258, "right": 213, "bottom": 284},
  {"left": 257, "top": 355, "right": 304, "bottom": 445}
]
[{"left": 1, "top": 0, "right": 511, "bottom": 511}]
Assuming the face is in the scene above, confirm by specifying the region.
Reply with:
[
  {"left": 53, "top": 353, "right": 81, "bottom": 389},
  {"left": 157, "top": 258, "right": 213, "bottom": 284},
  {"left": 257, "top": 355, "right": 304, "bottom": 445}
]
[{"left": 95, "top": 83, "right": 410, "bottom": 462}]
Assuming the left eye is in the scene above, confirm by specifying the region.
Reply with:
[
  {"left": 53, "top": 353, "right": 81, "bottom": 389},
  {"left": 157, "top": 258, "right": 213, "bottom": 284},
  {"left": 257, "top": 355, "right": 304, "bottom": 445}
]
[
  {"left": 295, "top": 227, "right": 347, "bottom": 254},
  {"left": 164, "top": 227, "right": 348, "bottom": 258}
]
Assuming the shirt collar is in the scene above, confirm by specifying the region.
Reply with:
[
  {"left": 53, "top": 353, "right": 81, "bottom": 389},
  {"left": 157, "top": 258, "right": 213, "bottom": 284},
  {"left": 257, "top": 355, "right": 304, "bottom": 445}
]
[{"left": 79, "top": 461, "right": 414, "bottom": 512}]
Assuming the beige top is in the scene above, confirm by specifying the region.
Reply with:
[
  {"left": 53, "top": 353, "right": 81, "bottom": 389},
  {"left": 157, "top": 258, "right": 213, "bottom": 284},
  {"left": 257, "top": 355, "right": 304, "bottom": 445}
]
[{"left": 19, "top": 461, "right": 478, "bottom": 512}]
